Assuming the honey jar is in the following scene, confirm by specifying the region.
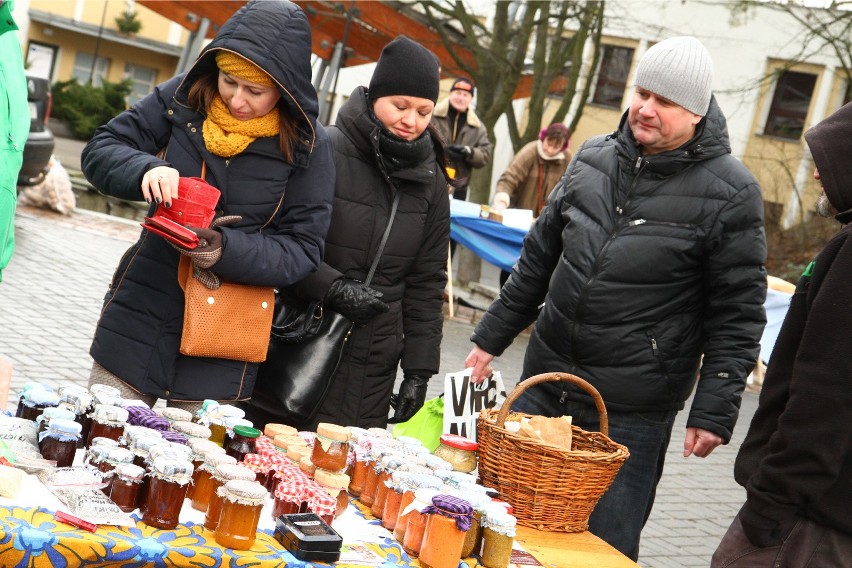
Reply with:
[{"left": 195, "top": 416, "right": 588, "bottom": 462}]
[
  {"left": 311, "top": 423, "right": 351, "bottom": 471},
  {"left": 214, "top": 479, "right": 268, "bottom": 550}
]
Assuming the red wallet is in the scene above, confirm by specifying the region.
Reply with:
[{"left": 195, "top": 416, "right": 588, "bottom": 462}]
[{"left": 142, "top": 216, "right": 199, "bottom": 249}]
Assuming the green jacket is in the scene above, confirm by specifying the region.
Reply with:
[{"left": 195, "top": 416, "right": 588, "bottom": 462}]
[{"left": 0, "top": 0, "right": 29, "bottom": 282}]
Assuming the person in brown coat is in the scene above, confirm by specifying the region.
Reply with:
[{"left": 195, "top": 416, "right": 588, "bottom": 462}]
[{"left": 491, "top": 123, "right": 571, "bottom": 215}]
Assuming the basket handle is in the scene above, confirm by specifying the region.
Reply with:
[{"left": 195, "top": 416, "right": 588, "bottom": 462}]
[{"left": 496, "top": 372, "right": 609, "bottom": 436}]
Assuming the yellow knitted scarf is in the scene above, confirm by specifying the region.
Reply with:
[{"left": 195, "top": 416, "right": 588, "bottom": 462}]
[{"left": 202, "top": 94, "right": 280, "bottom": 157}]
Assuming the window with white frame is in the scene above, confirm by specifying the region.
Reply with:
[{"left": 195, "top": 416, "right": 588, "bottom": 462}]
[
  {"left": 592, "top": 45, "right": 635, "bottom": 108},
  {"left": 72, "top": 52, "right": 110, "bottom": 86},
  {"left": 124, "top": 63, "right": 157, "bottom": 105},
  {"left": 764, "top": 70, "right": 817, "bottom": 140}
]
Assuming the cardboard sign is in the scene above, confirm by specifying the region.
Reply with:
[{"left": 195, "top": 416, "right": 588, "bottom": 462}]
[{"left": 443, "top": 368, "right": 507, "bottom": 441}]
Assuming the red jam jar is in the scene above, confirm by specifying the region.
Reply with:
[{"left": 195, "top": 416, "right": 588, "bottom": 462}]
[
  {"left": 86, "top": 405, "right": 129, "bottom": 448},
  {"left": 224, "top": 425, "right": 260, "bottom": 462},
  {"left": 142, "top": 457, "right": 194, "bottom": 529},
  {"left": 40, "top": 418, "right": 82, "bottom": 467},
  {"left": 311, "top": 423, "right": 351, "bottom": 472},
  {"left": 109, "top": 463, "right": 146, "bottom": 512}
]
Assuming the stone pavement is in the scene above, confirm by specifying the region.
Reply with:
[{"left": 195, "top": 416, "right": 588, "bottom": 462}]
[{"left": 2, "top": 140, "right": 759, "bottom": 565}]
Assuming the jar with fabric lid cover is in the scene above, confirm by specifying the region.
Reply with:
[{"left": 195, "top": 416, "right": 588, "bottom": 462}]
[
  {"left": 171, "top": 420, "right": 212, "bottom": 443},
  {"left": 36, "top": 406, "right": 76, "bottom": 450},
  {"left": 87, "top": 405, "right": 129, "bottom": 447},
  {"left": 109, "top": 463, "right": 146, "bottom": 512},
  {"left": 311, "top": 423, "right": 351, "bottom": 471},
  {"left": 58, "top": 389, "right": 94, "bottom": 448},
  {"left": 187, "top": 443, "right": 227, "bottom": 499},
  {"left": 480, "top": 508, "right": 517, "bottom": 568},
  {"left": 142, "top": 457, "right": 194, "bottom": 529},
  {"left": 191, "top": 452, "right": 238, "bottom": 512},
  {"left": 401, "top": 488, "right": 441, "bottom": 558},
  {"left": 39, "top": 418, "right": 82, "bottom": 467},
  {"left": 214, "top": 479, "right": 267, "bottom": 550},
  {"left": 314, "top": 468, "right": 351, "bottom": 518},
  {"left": 19, "top": 387, "right": 60, "bottom": 422},
  {"left": 160, "top": 407, "right": 194, "bottom": 424},
  {"left": 204, "top": 463, "right": 257, "bottom": 531},
  {"left": 393, "top": 473, "right": 443, "bottom": 544},
  {"left": 418, "top": 494, "right": 474, "bottom": 568}
]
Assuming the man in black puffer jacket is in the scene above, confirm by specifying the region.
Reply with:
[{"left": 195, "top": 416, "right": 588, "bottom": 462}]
[
  {"left": 466, "top": 36, "right": 767, "bottom": 560},
  {"left": 712, "top": 102, "right": 852, "bottom": 566}
]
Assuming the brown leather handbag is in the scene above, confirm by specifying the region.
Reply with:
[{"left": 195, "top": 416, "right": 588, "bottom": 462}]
[{"left": 178, "top": 256, "right": 274, "bottom": 362}]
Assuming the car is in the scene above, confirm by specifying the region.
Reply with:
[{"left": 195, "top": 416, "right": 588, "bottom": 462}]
[{"left": 17, "top": 75, "right": 55, "bottom": 186}]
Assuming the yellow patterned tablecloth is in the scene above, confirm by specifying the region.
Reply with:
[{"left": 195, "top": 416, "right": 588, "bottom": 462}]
[{"left": 0, "top": 500, "right": 485, "bottom": 568}]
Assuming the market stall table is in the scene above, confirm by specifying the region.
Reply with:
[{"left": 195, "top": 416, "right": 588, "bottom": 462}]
[{"left": 0, "top": 475, "right": 639, "bottom": 567}]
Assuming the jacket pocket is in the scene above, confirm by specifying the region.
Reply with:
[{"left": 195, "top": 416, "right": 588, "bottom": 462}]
[{"left": 645, "top": 329, "right": 677, "bottom": 399}]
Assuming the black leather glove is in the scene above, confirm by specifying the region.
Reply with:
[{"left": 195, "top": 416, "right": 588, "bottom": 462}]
[
  {"left": 446, "top": 144, "right": 472, "bottom": 162},
  {"left": 324, "top": 279, "right": 389, "bottom": 323},
  {"left": 738, "top": 501, "right": 796, "bottom": 548},
  {"left": 388, "top": 373, "right": 430, "bottom": 423}
]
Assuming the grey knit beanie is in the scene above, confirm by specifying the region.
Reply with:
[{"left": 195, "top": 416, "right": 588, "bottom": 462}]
[{"left": 634, "top": 36, "right": 713, "bottom": 116}]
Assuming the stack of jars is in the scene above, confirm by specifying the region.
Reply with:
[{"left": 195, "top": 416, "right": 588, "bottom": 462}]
[
  {"left": 204, "top": 463, "right": 257, "bottom": 531},
  {"left": 309, "top": 423, "right": 352, "bottom": 519}
]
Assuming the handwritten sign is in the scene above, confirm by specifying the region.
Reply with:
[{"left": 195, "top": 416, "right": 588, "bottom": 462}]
[{"left": 443, "top": 368, "right": 506, "bottom": 442}]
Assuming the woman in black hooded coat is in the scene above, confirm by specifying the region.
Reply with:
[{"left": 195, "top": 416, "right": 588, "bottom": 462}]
[
  {"left": 81, "top": 0, "right": 334, "bottom": 410},
  {"left": 246, "top": 36, "right": 452, "bottom": 430}
]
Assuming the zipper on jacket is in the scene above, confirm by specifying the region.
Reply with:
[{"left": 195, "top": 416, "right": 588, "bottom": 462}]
[
  {"left": 629, "top": 218, "right": 695, "bottom": 229},
  {"left": 616, "top": 157, "right": 647, "bottom": 216},
  {"left": 646, "top": 330, "right": 667, "bottom": 376}
]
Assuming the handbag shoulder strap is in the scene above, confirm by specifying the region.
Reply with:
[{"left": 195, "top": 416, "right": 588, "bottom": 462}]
[{"left": 364, "top": 191, "right": 400, "bottom": 287}]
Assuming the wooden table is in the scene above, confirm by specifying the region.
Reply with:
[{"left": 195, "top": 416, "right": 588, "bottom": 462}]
[{"left": 517, "top": 526, "right": 639, "bottom": 567}]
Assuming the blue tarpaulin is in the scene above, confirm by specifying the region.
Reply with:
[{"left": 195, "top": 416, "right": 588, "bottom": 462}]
[{"left": 450, "top": 215, "right": 526, "bottom": 272}]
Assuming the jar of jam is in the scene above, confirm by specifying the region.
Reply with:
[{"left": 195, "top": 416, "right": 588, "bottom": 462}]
[
  {"left": 39, "top": 418, "right": 82, "bottom": 467},
  {"left": 86, "top": 438, "right": 119, "bottom": 467},
  {"left": 89, "top": 383, "right": 121, "bottom": 404},
  {"left": 311, "top": 423, "right": 351, "bottom": 471},
  {"left": 36, "top": 406, "right": 76, "bottom": 450},
  {"left": 314, "top": 468, "right": 351, "bottom": 518},
  {"left": 214, "top": 479, "right": 267, "bottom": 550},
  {"left": 187, "top": 440, "right": 227, "bottom": 498},
  {"left": 348, "top": 447, "right": 369, "bottom": 496},
  {"left": 142, "top": 457, "right": 194, "bottom": 529},
  {"left": 224, "top": 425, "right": 260, "bottom": 461},
  {"left": 19, "top": 387, "right": 60, "bottom": 422},
  {"left": 222, "top": 417, "right": 253, "bottom": 446},
  {"left": 271, "top": 481, "right": 305, "bottom": 519},
  {"left": 480, "top": 509, "right": 517, "bottom": 568},
  {"left": 305, "top": 486, "right": 337, "bottom": 526},
  {"left": 86, "top": 405, "right": 129, "bottom": 447},
  {"left": 460, "top": 492, "right": 492, "bottom": 558},
  {"left": 433, "top": 434, "right": 478, "bottom": 473},
  {"left": 191, "top": 452, "right": 238, "bottom": 512},
  {"left": 381, "top": 472, "right": 410, "bottom": 531},
  {"left": 99, "top": 447, "right": 135, "bottom": 495},
  {"left": 109, "top": 463, "right": 146, "bottom": 512},
  {"left": 392, "top": 475, "right": 443, "bottom": 543},
  {"left": 371, "top": 454, "right": 406, "bottom": 519},
  {"left": 131, "top": 435, "right": 162, "bottom": 469},
  {"left": 203, "top": 463, "right": 256, "bottom": 531},
  {"left": 15, "top": 382, "right": 48, "bottom": 418},
  {"left": 418, "top": 494, "right": 474, "bottom": 568},
  {"left": 360, "top": 446, "right": 396, "bottom": 507},
  {"left": 171, "top": 420, "right": 211, "bottom": 442},
  {"left": 58, "top": 390, "right": 94, "bottom": 448}
]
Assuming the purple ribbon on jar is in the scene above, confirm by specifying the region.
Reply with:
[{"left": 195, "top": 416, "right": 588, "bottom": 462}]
[
  {"left": 135, "top": 414, "right": 170, "bottom": 431},
  {"left": 161, "top": 430, "right": 188, "bottom": 445},
  {"left": 424, "top": 494, "right": 474, "bottom": 532}
]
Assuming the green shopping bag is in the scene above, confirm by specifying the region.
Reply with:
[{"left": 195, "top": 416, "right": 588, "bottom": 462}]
[{"left": 392, "top": 396, "right": 444, "bottom": 451}]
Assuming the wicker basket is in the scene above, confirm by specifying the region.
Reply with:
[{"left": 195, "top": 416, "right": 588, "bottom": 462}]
[{"left": 477, "top": 372, "right": 629, "bottom": 533}]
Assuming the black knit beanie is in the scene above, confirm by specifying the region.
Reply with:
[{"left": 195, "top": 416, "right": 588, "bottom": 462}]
[{"left": 369, "top": 36, "right": 440, "bottom": 103}]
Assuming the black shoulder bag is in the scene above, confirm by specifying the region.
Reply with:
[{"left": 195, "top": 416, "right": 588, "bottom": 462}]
[{"left": 250, "top": 192, "right": 401, "bottom": 425}]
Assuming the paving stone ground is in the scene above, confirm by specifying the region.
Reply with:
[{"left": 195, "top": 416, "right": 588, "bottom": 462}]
[{"left": 1, "top": 136, "right": 759, "bottom": 565}]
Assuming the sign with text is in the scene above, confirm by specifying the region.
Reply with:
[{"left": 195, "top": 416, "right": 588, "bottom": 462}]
[{"left": 443, "top": 368, "right": 507, "bottom": 442}]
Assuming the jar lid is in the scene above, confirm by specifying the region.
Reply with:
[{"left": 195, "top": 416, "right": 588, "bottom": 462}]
[
  {"left": 92, "top": 404, "right": 129, "bottom": 424},
  {"left": 223, "top": 416, "right": 253, "bottom": 430},
  {"left": 489, "top": 499, "right": 514, "bottom": 515},
  {"left": 314, "top": 468, "right": 350, "bottom": 490},
  {"left": 316, "top": 423, "right": 352, "bottom": 442},
  {"left": 171, "top": 420, "right": 212, "bottom": 439},
  {"left": 58, "top": 384, "right": 89, "bottom": 397},
  {"left": 221, "top": 479, "right": 267, "bottom": 504},
  {"left": 39, "top": 407, "right": 76, "bottom": 423},
  {"left": 287, "top": 444, "right": 311, "bottom": 463},
  {"left": 160, "top": 430, "right": 188, "bottom": 445},
  {"left": 213, "top": 463, "right": 256, "bottom": 482},
  {"left": 105, "top": 447, "right": 135, "bottom": 464},
  {"left": 483, "top": 509, "right": 517, "bottom": 529},
  {"left": 422, "top": 454, "right": 453, "bottom": 471},
  {"left": 187, "top": 438, "right": 225, "bottom": 458},
  {"left": 133, "top": 436, "right": 164, "bottom": 455},
  {"left": 243, "top": 453, "right": 270, "bottom": 467},
  {"left": 394, "top": 435, "right": 424, "bottom": 448},
  {"left": 159, "top": 407, "right": 194, "bottom": 422},
  {"left": 150, "top": 457, "right": 194, "bottom": 479},
  {"left": 203, "top": 453, "right": 238, "bottom": 470},
  {"left": 264, "top": 423, "right": 298, "bottom": 439},
  {"left": 46, "top": 418, "right": 82, "bottom": 436},
  {"left": 90, "top": 436, "right": 120, "bottom": 448},
  {"left": 401, "top": 472, "right": 443, "bottom": 493},
  {"left": 439, "top": 434, "right": 478, "bottom": 451},
  {"left": 89, "top": 383, "right": 121, "bottom": 398},
  {"left": 25, "top": 388, "right": 60, "bottom": 406},
  {"left": 348, "top": 426, "right": 368, "bottom": 442},
  {"left": 232, "top": 425, "right": 261, "bottom": 439},
  {"left": 306, "top": 486, "right": 336, "bottom": 515},
  {"left": 412, "top": 487, "right": 441, "bottom": 508},
  {"left": 299, "top": 456, "right": 316, "bottom": 476},
  {"left": 115, "top": 463, "right": 146, "bottom": 481},
  {"left": 274, "top": 434, "right": 307, "bottom": 451},
  {"left": 60, "top": 392, "right": 93, "bottom": 414},
  {"left": 366, "top": 427, "right": 393, "bottom": 439},
  {"left": 379, "top": 453, "right": 407, "bottom": 472}
]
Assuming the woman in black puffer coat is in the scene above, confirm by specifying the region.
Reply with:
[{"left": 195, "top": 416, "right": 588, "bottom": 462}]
[
  {"left": 81, "top": 0, "right": 334, "bottom": 411},
  {"left": 245, "top": 36, "right": 452, "bottom": 430}
]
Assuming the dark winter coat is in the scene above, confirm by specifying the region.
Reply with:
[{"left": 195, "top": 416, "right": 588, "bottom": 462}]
[
  {"left": 472, "top": 97, "right": 767, "bottom": 442},
  {"left": 734, "top": 101, "right": 852, "bottom": 535},
  {"left": 431, "top": 98, "right": 492, "bottom": 194},
  {"left": 292, "top": 87, "right": 450, "bottom": 429},
  {"left": 81, "top": 0, "right": 335, "bottom": 402}
]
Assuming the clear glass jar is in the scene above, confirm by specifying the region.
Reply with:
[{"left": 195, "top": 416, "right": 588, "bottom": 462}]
[
  {"left": 400, "top": 488, "right": 441, "bottom": 557},
  {"left": 311, "top": 423, "right": 351, "bottom": 471},
  {"left": 480, "top": 510, "right": 517, "bottom": 568},
  {"left": 39, "top": 418, "right": 82, "bottom": 467},
  {"left": 86, "top": 405, "right": 129, "bottom": 447},
  {"left": 433, "top": 434, "right": 478, "bottom": 473},
  {"left": 418, "top": 495, "right": 474, "bottom": 568},
  {"left": 187, "top": 444, "right": 226, "bottom": 499},
  {"left": 19, "top": 388, "right": 60, "bottom": 422},
  {"left": 191, "top": 453, "right": 238, "bottom": 512},
  {"left": 224, "top": 425, "right": 260, "bottom": 462},
  {"left": 109, "top": 463, "right": 146, "bottom": 512},
  {"left": 15, "top": 382, "right": 48, "bottom": 418},
  {"left": 142, "top": 457, "right": 194, "bottom": 529},
  {"left": 203, "top": 463, "right": 256, "bottom": 531},
  {"left": 214, "top": 479, "right": 267, "bottom": 550},
  {"left": 36, "top": 406, "right": 76, "bottom": 450},
  {"left": 348, "top": 449, "right": 369, "bottom": 496},
  {"left": 271, "top": 482, "right": 304, "bottom": 519}
]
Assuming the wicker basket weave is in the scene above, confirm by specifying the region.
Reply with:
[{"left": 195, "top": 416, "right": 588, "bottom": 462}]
[{"left": 477, "top": 372, "right": 629, "bottom": 533}]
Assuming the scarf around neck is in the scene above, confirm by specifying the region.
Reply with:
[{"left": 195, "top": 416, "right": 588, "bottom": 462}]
[{"left": 202, "top": 94, "right": 280, "bottom": 158}]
